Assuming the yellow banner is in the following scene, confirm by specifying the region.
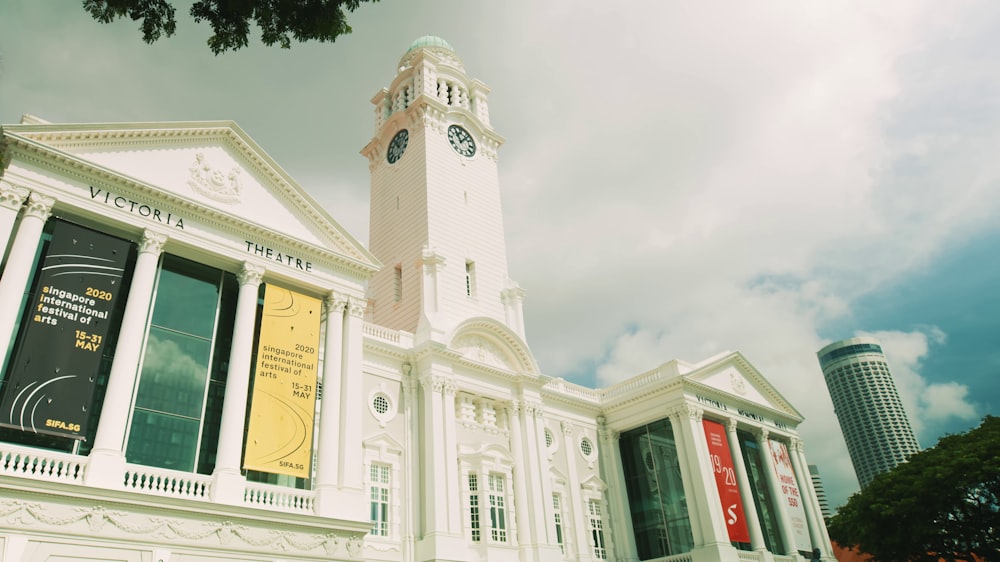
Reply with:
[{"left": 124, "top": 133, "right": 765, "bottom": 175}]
[{"left": 244, "top": 285, "right": 321, "bottom": 478}]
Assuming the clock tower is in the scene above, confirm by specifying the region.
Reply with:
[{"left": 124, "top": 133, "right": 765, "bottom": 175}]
[{"left": 363, "top": 37, "right": 526, "bottom": 343}]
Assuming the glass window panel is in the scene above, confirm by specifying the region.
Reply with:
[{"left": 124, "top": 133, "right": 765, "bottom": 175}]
[
  {"left": 126, "top": 409, "right": 199, "bottom": 471},
  {"left": 134, "top": 328, "right": 212, "bottom": 419},
  {"left": 149, "top": 256, "right": 221, "bottom": 339}
]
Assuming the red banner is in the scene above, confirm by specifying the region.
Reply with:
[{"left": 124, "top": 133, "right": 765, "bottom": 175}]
[{"left": 703, "top": 419, "right": 751, "bottom": 543}]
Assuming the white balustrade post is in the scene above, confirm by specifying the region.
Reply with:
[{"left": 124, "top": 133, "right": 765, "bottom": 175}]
[
  {"left": 86, "top": 229, "right": 166, "bottom": 489},
  {"left": 211, "top": 262, "right": 264, "bottom": 504},
  {"left": 0, "top": 193, "right": 53, "bottom": 370}
]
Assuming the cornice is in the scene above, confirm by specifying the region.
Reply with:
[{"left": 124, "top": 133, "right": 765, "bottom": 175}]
[{"left": 2, "top": 132, "right": 379, "bottom": 280}]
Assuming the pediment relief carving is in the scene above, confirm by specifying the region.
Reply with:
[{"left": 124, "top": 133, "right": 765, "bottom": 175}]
[
  {"left": 453, "top": 334, "right": 513, "bottom": 371},
  {"left": 188, "top": 152, "right": 242, "bottom": 203}
]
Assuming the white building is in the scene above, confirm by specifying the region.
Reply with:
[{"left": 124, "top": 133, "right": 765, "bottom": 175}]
[
  {"left": 0, "top": 37, "right": 833, "bottom": 562},
  {"left": 816, "top": 336, "right": 920, "bottom": 488}
]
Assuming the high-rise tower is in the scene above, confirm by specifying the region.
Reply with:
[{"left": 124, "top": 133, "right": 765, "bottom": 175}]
[
  {"left": 817, "top": 336, "right": 921, "bottom": 488},
  {"left": 362, "top": 36, "right": 526, "bottom": 343}
]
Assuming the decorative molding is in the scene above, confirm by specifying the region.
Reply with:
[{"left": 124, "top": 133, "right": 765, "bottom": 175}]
[
  {"left": 453, "top": 334, "right": 514, "bottom": 372},
  {"left": 0, "top": 498, "right": 364, "bottom": 558},
  {"left": 187, "top": 152, "right": 242, "bottom": 204}
]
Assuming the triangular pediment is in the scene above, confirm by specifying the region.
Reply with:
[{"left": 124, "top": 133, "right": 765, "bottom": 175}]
[
  {"left": 684, "top": 351, "right": 802, "bottom": 422},
  {"left": 3, "top": 118, "right": 378, "bottom": 277}
]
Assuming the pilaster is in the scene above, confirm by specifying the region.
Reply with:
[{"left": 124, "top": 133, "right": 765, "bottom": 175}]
[
  {"left": 87, "top": 229, "right": 167, "bottom": 489},
  {"left": 415, "top": 246, "right": 447, "bottom": 343}
]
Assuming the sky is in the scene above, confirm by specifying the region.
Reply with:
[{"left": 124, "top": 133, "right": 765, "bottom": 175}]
[{"left": 2, "top": 1, "right": 999, "bottom": 512}]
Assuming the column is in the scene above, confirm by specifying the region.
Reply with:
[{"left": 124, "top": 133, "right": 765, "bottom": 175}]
[
  {"left": 86, "top": 229, "right": 167, "bottom": 488},
  {"left": 755, "top": 429, "right": 797, "bottom": 556},
  {"left": 315, "top": 292, "right": 346, "bottom": 515},
  {"left": 507, "top": 401, "right": 534, "bottom": 552},
  {"left": 0, "top": 180, "right": 29, "bottom": 259},
  {"left": 211, "top": 262, "right": 264, "bottom": 503},
  {"left": 674, "top": 404, "right": 730, "bottom": 547},
  {"left": 599, "top": 418, "right": 639, "bottom": 562},
  {"left": 525, "top": 402, "right": 562, "bottom": 560},
  {"left": 726, "top": 419, "right": 766, "bottom": 552},
  {"left": 791, "top": 439, "right": 833, "bottom": 560},
  {"left": 501, "top": 282, "right": 526, "bottom": 340},
  {"left": 0, "top": 193, "right": 53, "bottom": 370},
  {"left": 667, "top": 409, "right": 705, "bottom": 547},
  {"left": 339, "top": 297, "right": 365, "bottom": 491}
]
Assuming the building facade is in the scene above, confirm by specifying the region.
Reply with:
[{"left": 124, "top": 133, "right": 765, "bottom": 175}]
[
  {"left": 0, "top": 37, "right": 833, "bottom": 562},
  {"left": 816, "top": 336, "right": 920, "bottom": 488}
]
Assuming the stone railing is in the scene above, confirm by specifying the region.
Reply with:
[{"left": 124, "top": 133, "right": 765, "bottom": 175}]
[
  {"left": 123, "top": 465, "right": 211, "bottom": 499},
  {"left": 243, "top": 481, "right": 315, "bottom": 514},
  {"left": 0, "top": 443, "right": 86, "bottom": 483}
]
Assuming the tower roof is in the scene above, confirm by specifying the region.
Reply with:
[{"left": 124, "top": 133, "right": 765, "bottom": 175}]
[
  {"left": 407, "top": 35, "right": 454, "bottom": 52},
  {"left": 398, "top": 35, "right": 464, "bottom": 72}
]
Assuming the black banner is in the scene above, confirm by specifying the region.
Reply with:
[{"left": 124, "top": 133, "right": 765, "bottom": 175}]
[{"left": 0, "top": 220, "right": 131, "bottom": 439}]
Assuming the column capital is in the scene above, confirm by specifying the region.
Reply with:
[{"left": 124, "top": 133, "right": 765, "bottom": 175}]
[
  {"left": 754, "top": 426, "right": 770, "bottom": 442},
  {"left": 138, "top": 229, "right": 168, "bottom": 255},
  {"left": 23, "top": 192, "right": 55, "bottom": 220},
  {"left": 0, "top": 180, "right": 29, "bottom": 211},
  {"left": 237, "top": 262, "right": 265, "bottom": 287},
  {"left": 509, "top": 399, "right": 522, "bottom": 415},
  {"left": 324, "top": 292, "right": 349, "bottom": 314},
  {"left": 420, "top": 374, "right": 446, "bottom": 394},
  {"left": 560, "top": 420, "right": 574, "bottom": 437},
  {"left": 444, "top": 381, "right": 458, "bottom": 396},
  {"left": 726, "top": 417, "right": 740, "bottom": 434},
  {"left": 347, "top": 296, "right": 367, "bottom": 318},
  {"left": 790, "top": 437, "right": 805, "bottom": 454}
]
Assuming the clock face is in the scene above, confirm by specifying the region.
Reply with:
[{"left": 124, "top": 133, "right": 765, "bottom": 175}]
[
  {"left": 447, "top": 125, "right": 476, "bottom": 157},
  {"left": 387, "top": 129, "right": 409, "bottom": 164}
]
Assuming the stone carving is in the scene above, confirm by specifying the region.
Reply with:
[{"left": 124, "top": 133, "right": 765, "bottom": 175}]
[
  {"left": 188, "top": 152, "right": 242, "bottom": 204},
  {"left": 730, "top": 371, "right": 747, "bottom": 396},
  {"left": 0, "top": 498, "right": 353, "bottom": 556},
  {"left": 453, "top": 335, "right": 513, "bottom": 371}
]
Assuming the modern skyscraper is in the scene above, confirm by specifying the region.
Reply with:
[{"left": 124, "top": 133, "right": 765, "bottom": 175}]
[
  {"left": 817, "top": 336, "right": 921, "bottom": 488},
  {"left": 808, "top": 464, "right": 832, "bottom": 520}
]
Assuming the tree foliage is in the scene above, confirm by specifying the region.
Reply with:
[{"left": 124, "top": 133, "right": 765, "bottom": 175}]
[
  {"left": 828, "top": 416, "right": 1000, "bottom": 562},
  {"left": 82, "top": 0, "right": 377, "bottom": 55}
]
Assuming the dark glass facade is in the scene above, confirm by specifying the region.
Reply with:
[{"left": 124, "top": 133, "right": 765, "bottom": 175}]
[
  {"left": 620, "top": 418, "right": 695, "bottom": 560},
  {"left": 737, "top": 430, "right": 784, "bottom": 554}
]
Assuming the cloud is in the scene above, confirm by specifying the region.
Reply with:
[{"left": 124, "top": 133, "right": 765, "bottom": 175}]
[{"left": 864, "top": 328, "right": 978, "bottom": 438}]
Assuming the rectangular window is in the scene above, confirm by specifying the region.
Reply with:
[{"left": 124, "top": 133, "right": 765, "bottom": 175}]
[
  {"left": 588, "top": 500, "right": 607, "bottom": 560},
  {"left": 465, "top": 260, "right": 476, "bottom": 297},
  {"left": 553, "top": 493, "right": 564, "bottom": 554},
  {"left": 126, "top": 254, "right": 237, "bottom": 473},
  {"left": 393, "top": 264, "right": 402, "bottom": 302},
  {"left": 469, "top": 473, "right": 481, "bottom": 542},
  {"left": 488, "top": 473, "right": 507, "bottom": 543},
  {"left": 370, "top": 463, "right": 391, "bottom": 536}
]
